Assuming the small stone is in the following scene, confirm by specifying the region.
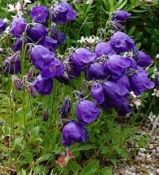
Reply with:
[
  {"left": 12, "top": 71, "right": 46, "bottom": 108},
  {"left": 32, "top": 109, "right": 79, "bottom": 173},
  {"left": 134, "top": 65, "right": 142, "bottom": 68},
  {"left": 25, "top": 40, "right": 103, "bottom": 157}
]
[{"left": 149, "top": 144, "right": 154, "bottom": 149}]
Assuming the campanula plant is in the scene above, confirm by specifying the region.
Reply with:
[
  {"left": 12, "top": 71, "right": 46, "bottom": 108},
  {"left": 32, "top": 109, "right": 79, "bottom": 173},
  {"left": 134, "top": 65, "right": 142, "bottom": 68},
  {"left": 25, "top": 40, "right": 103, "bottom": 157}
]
[{"left": 0, "top": 0, "right": 157, "bottom": 174}]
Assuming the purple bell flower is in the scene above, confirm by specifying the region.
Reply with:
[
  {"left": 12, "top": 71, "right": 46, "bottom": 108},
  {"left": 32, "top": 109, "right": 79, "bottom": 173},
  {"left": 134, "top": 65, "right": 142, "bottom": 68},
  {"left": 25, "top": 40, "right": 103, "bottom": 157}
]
[
  {"left": 41, "top": 58, "right": 64, "bottom": 79},
  {"left": 91, "top": 83, "right": 105, "bottom": 104},
  {"left": 104, "top": 55, "right": 131, "bottom": 79},
  {"left": 62, "top": 121, "right": 87, "bottom": 146},
  {"left": 3, "top": 54, "right": 21, "bottom": 74},
  {"left": 12, "top": 37, "right": 23, "bottom": 51},
  {"left": 10, "top": 17, "right": 27, "bottom": 38},
  {"left": 32, "top": 74, "right": 53, "bottom": 95},
  {"left": 95, "top": 41, "right": 116, "bottom": 57},
  {"left": 0, "top": 19, "right": 6, "bottom": 33},
  {"left": 30, "top": 6, "right": 49, "bottom": 24},
  {"left": 116, "top": 75, "right": 130, "bottom": 91},
  {"left": 52, "top": 2, "right": 77, "bottom": 24},
  {"left": 112, "top": 10, "right": 131, "bottom": 22},
  {"left": 30, "top": 45, "right": 54, "bottom": 70},
  {"left": 76, "top": 99, "right": 100, "bottom": 125},
  {"left": 110, "top": 31, "right": 134, "bottom": 53},
  {"left": 130, "top": 67, "right": 155, "bottom": 95},
  {"left": 51, "top": 26, "right": 66, "bottom": 45},
  {"left": 40, "top": 36, "right": 58, "bottom": 51},
  {"left": 27, "top": 23, "right": 48, "bottom": 42},
  {"left": 87, "top": 62, "right": 105, "bottom": 79},
  {"left": 64, "top": 58, "right": 82, "bottom": 79},
  {"left": 103, "top": 81, "right": 129, "bottom": 100},
  {"left": 70, "top": 48, "right": 96, "bottom": 69},
  {"left": 137, "top": 51, "right": 152, "bottom": 68}
]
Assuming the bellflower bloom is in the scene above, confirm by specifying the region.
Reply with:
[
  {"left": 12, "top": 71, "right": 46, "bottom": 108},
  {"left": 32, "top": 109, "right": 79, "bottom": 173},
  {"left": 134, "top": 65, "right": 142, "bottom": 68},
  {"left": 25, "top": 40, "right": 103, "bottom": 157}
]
[
  {"left": 30, "top": 6, "right": 49, "bottom": 24},
  {"left": 104, "top": 55, "right": 131, "bottom": 79},
  {"left": 112, "top": 10, "right": 131, "bottom": 22},
  {"left": 51, "top": 26, "right": 66, "bottom": 45},
  {"left": 70, "top": 48, "right": 96, "bottom": 69},
  {"left": 91, "top": 83, "right": 105, "bottom": 104},
  {"left": 64, "top": 58, "right": 82, "bottom": 79},
  {"left": 32, "top": 75, "right": 53, "bottom": 95},
  {"left": 41, "top": 58, "right": 64, "bottom": 79},
  {"left": 30, "top": 45, "right": 54, "bottom": 70},
  {"left": 76, "top": 99, "right": 100, "bottom": 125},
  {"left": 110, "top": 31, "right": 134, "bottom": 53},
  {"left": 0, "top": 19, "right": 6, "bottom": 33},
  {"left": 137, "top": 51, "right": 152, "bottom": 68},
  {"left": 87, "top": 62, "right": 105, "bottom": 79},
  {"left": 95, "top": 41, "right": 116, "bottom": 57},
  {"left": 3, "top": 54, "right": 21, "bottom": 74},
  {"left": 10, "top": 17, "right": 27, "bottom": 37},
  {"left": 130, "top": 67, "right": 155, "bottom": 95},
  {"left": 62, "top": 121, "right": 87, "bottom": 146},
  {"left": 103, "top": 81, "right": 129, "bottom": 100},
  {"left": 40, "top": 36, "right": 58, "bottom": 51},
  {"left": 52, "top": 2, "right": 77, "bottom": 24},
  {"left": 27, "top": 23, "right": 48, "bottom": 42}
]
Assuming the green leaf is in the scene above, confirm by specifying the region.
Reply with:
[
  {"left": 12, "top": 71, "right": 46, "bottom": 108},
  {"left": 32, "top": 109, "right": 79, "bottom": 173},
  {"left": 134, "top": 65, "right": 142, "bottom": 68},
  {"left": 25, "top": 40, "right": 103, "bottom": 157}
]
[
  {"left": 80, "top": 160, "right": 99, "bottom": 175},
  {"left": 101, "top": 167, "right": 112, "bottom": 175}
]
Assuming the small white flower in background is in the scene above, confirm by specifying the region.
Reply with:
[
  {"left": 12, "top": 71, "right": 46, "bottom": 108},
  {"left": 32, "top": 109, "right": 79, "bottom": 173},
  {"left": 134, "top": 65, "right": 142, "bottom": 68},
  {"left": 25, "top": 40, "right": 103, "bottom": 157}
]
[
  {"left": 130, "top": 91, "right": 141, "bottom": 109},
  {"left": 156, "top": 54, "right": 159, "bottom": 59},
  {"left": 24, "top": 0, "right": 31, "bottom": 4},
  {"left": 4, "top": 26, "right": 10, "bottom": 34},
  {"left": 152, "top": 89, "right": 159, "bottom": 97},
  {"left": 78, "top": 35, "right": 100, "bottom": 45},
  {"left": 148, "top": 112, "right": 157, "bottom": 122},
  {"left": 3, "top": 18, "right": 9, "bottom": 23},
  {"left": 86, "top": 0, "right": 93, "bottom": 4}
]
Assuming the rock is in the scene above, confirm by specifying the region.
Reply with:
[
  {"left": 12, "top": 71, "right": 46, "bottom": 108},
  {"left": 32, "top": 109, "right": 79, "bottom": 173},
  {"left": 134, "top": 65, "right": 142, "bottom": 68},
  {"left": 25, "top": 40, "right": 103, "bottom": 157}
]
[{"left": 149, "top": 144, "right": 154, "bottom": 149}]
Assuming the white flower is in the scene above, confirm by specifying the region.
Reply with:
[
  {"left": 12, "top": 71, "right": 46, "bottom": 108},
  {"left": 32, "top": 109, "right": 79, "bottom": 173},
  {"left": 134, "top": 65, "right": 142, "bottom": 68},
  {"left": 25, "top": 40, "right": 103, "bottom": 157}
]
[
  {"left": 86, "top": 0, "right": 93, "bottom": 4},
  {"left": 152, "top": 89, "right": 159, "bottom": 97},
  {"left": 78, "top": 35, "right": 100, "bottom": 45},
  {"left": 130, "top": 91, "right": 141, "bottom": 109}
]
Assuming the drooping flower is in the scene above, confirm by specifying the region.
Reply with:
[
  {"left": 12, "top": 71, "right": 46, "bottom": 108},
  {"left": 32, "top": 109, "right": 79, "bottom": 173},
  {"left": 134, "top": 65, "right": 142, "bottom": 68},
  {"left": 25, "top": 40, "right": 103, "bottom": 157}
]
[
  {"left": 136, "top": 51, "right": 152, "bottom": 68},
  {"left": 103, "top": 81, "right": 129, "bottom": 100},
  {"left": 30, "top": 6, "right": 49, "bottom": 24},
  {"left": 110, "top": 31, "right": 134, "bottom": 53},
  {"left": 12, "top": 37, "right": 23, "bottom": 51},
  {"left": 41, "top": 58, "right": 64, "bottom": 79},
  {"left": 51, "top": 26, "right": 66, "bottom": 45},
  {"left": 76, "top": 99, "right": 100, "bottom": 125},
  {"left": 129, "top": 67, "right": 155, "bottom": 95},
  {"left": 112, "top": 10, "right": 131, "bottom": 22},
  {"left": 104, "top": 55, "right": 131, "bottom": 79},
  {"left": 87, "top": 62, "right": 105, "bottom": 79},
  {"left": 32, "top": 74, "right": 53, "bottom": 95},
  {"left": 27, "top": 23, "right": 48, "bottom": 42},
  {"left": 52, "top": 2, "right": 77, "bottom": 24},
  {"left": 0, "top": 19, "right": 6, "bottom": 33},
  {"left": 64, "top": 57, "right": 82, "bottom": 79},
  {"left": 30, "top": 45, "right": 54, "bottom": 70},
  {"left": 40, "top": 36, "right": 58, "bottom": 51},
  {"left": 3, "top": 54, "right": 21, "bottom": 74},
  {"left": 62, "top": 121, "right": 87, "bottom": 146},
  {"left": 10, "top": 17, "right": 27, "bottom": 37},
  {"left": 70, "top": 48, "right": 96, "bottom": 69},
  {"left": 91, "top": 83, "right": 105, "bottom": 104},
  {"left": 95, "top": 41, "right": 116, "bottom": 57}
]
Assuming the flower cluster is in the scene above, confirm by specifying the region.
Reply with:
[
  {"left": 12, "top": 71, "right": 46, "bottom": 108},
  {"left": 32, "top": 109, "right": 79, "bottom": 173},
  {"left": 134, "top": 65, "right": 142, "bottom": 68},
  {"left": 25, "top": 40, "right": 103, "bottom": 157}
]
[
  {"left": 1, "top": 2, "right": 77, "bottom": 95},
  {"left": 61, "top": 10, "right": 154, "bottom": 147}
]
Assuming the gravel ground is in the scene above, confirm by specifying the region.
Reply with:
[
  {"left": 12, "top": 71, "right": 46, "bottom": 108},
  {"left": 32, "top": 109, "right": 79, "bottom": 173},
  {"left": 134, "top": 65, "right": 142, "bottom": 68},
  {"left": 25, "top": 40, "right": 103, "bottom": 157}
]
[{"left": 113, "top": 117, "right": 159, "bottom": 175}]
